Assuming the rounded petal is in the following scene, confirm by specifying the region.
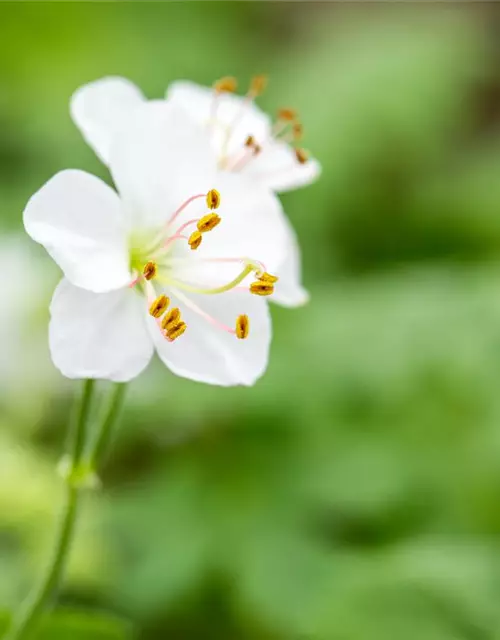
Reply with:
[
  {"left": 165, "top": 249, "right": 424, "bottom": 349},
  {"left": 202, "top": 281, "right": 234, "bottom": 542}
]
[
  {"left": 272, "top": 216, "right": 309, "bottom": 308},
  {"left": 150, "top": 290, "right": 271, "bottom": 386},
  {"left": 71, "top": 76, "right": 145, "bottom": 165},
  {"left": 109, "top": 101, "right": 218, "bottom": 229},
  {"left": 24, "top": 170, "right": 130, "bottom": 293},
  {"left": 243, "top": 141, "right": 322, "bottom": 193},
  {"left": 166, "top": 80, "right": 272, "bottom": 158},
  {"left": 49, "top": 279, "right": 153, "bottom": 382}
]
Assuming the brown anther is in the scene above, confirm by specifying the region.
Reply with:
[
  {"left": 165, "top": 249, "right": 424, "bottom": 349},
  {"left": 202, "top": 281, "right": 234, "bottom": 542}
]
[
  {"left": 245, "top": 135, "right": 256, "bottom": 147},
  {"left": 197, "top": 213, "right": 221, "bottom": 233},
  {"left": 206, "top": 188, "right": 221, "bottom": 210},
  {"left": 250, "top": 74, "right": 268, "bottom": 97},
  {"left": 166, "top": 321, "right": 187, "bottom": 341},
  {"left": 235, "top": 314, "right": 250, "bottom": 340},
  {"left": 250, "top": 281, "right": 274, "bottom": 296},
  {"left": 143, "top": 261, "right": 157, "bottom": 281},
  {"left": 252, "top": 144, "right": 262, "bottom": 156},
  {"left": 258, "top": 272, "right": 279, "bottom": 284},
  {"left": 295, "top": 148, "right": 309, "bottom": 165},
  {"left": 292, "top": 122, "right": 303, "bottom": 141},
  {"left": 162, "top": 307, "right": 181, "bottom": 331},
  {"left": 188, "top": 231, "right": 202, "bottom": 250},
  {"left": 214, "top": 76, "right": 237, "bottom": 94},
  {"left": 277, "top": 108, "right": 298, "bottom": 122},
  {"left": 149, "top": 295, "right": 170, "bottom": 319}
]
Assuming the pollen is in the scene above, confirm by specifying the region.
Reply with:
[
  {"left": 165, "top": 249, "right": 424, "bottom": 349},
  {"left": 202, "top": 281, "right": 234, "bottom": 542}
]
[
  {"left": 235, "top": 314, "right": 250, "bottom": 339},
  {"left": 258, "top": 272, "right": 279, "bottom": 284},
  {"left": 166, "top": 321, "right": 187, "bottom": 342},
  {"left": 277, "top": 108, "right": 298, "bottom": 122},
  {"left": 250, "top": 281, "right": 274, "bottom": 296},
  {"left": 206, "top": 188, "right": 221, "bottom": 210},
  {"left": 188, "top": 231, "right": 203, "bottom": 250},
  {"left": 162, "top": 307, "right": 181, "bottom": 331},
  {"left": 197, "top": 213, "right": 221, "bottom": 233},
  {"left": 143, "top": 261, "right": 157, "bottom": 281},
  {"left": 214, "top": 76, "right": 237, "bottom": 94},
  {"left": 149, "top": 295, "right": 170, "bottom": 318},
  {"left": 250, "top": 74, "right": 268, "bottom": 97},
  {"left": 295, "top": 148, "right": 309, "bottom": 165}
]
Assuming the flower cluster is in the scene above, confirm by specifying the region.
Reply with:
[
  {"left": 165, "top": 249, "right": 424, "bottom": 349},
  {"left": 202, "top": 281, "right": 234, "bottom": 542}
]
[{"left": 24, "top": 75, "right": 320, "bottom": 386}]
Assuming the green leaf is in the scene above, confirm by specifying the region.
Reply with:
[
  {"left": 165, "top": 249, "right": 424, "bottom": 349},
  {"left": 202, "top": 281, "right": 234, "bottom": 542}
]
[{"left": 0, "top": 609, "right": 134, "bottom": 640}]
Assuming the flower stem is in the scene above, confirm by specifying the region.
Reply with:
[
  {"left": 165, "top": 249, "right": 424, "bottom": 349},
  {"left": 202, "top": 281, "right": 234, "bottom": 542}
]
[
  {"left": 7, "top": 379, "right": 127, "bottom": 640},
  {"left": 6, "top": 379, "right": 95, "bottom": 640}
]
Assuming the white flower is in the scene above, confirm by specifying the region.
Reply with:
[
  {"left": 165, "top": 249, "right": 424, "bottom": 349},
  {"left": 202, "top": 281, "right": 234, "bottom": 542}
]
[
  {"left": 24, "top": 103, "right": 293, "bottom": 386},
  {"left": 71, "top": 76, "right": 314, "bottom": 307}
]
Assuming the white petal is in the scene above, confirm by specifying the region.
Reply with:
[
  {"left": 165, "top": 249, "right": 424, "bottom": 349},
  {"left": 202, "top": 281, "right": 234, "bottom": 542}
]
[
  {"left": 175, "top": 172, "right": 289, "bottom": 287},
  {"left": 49, "top": 279, "right": 153, "bottom": 382},
  {"left": 272, "top": 216, "right": 309, "bottom": 308},
  {"left": 166, "top": 80, "right": 272, "bottom": 158},
  {"left": 71, "top": 77, "right": 145, "bottom": 165},
  {"left": 109, "top": 101, "right": 218, "bottom": 229},
  {"left": 243, "top": 141, "right": 322, "bottom": 193},
  {"left": 150, "top": 290, "right": 271, "bottom": 386},
  {"left": 24, "top": 170, "right": 130, "bottom": 293}
]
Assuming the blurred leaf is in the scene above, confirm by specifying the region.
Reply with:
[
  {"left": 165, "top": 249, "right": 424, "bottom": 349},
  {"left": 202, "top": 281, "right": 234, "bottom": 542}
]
[{"left": 0, "top": 609, "right": 134, "bottom": 640}]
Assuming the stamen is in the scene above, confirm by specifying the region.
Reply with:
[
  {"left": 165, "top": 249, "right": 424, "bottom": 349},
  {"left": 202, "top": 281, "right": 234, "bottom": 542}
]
[
  {"left": 235, "top": 314, "right": 250, "bottom": 339},
  {"left": 245, "top": 135, "right": 256, "bottom": 147},
  {"left": 197, "top": 213, "right": 221, "bottom": 232},
  {"left": 258, "top": 272, "right": 279, "bottom": 284},
  {"left": 143, "top": 261, "right": 157, "bottom": 281},
  {"left": 166, "top": 321, "right": 187, "bottom": 342},
  {"left": 277, "top": 108, "right": 298, "bottom": 122},
  {"left": 292, "top": 122, "right": 303, "bottom": 141},
  {"left": 206, "top": 188, "right": 221, "bottom": 210},
  {"left": 188, "top": 231, "right": 203, "bottom": 250},
  {"left": 162, "top": 307, "right": 181, "bottom": 330},
  {"left": 149, "top": 295, "right": 170, "bottom": 318},
  {"left": 295, "top": 148, "right": 309, "bottom": 164},
  {"left": 250, "top": 74, "right": 268, "bottom": 98},
  {"left": 214, "top": 76, "right": 237, "bottom": 94},
  {"left": 167, "top": 193, "right": 207, "bottom": 226},
  {"left": 250, "top": 281, "right": 274, "bottom": 296}
]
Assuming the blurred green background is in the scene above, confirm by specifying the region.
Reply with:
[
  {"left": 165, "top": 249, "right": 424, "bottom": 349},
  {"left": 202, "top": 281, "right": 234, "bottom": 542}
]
[{"left": 3, "top": 2, "right": 500, "bottom": 639}]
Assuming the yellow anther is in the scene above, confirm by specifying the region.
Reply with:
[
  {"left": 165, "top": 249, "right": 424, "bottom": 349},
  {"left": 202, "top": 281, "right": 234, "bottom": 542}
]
[
  {"left": 250, "top": 281, "right": 274, "bottom": 296},
  {"left": 245, "top": 135, "right": 256, "bottom": 147},
  {"left": 295, "top": 148, "right": 309, "bottom": 165},
  {"left": 188, "top": 231, "right": 202, "bottom": 250},
  {"left": 235, "top": 314, "right": 250, "bottom": 340},
  {"left": 214, "top": 76, "right": 237, "bottom": 94},
  {"left": 162, "top": 307, "right": 181, "bottom": 331},
  {"left": 149, "top": 295, "right": 170, "bottom": 319},
  {"left": 258, "top": 272, "right": 279, "bottom": 284},
  {"left": 197, "top": 213, "right": 221, "bottom": 233},
  {"left": 206, "top": 188, "right": 221, "bottom": 210},
  {"left": 166, "top": 321, "right": 187, "bottom": 341},
  {"left": 250, "top": 74, "right": 268, "bottom": 97},
  {"left": 292, "top": 122, "right": 303, "bottom": 141},
  {"left": 277, "top": 108, "right": 298, "bottom": 122},
  {"left": 143, "top": 261, "right": 157, "bottom": 281}
]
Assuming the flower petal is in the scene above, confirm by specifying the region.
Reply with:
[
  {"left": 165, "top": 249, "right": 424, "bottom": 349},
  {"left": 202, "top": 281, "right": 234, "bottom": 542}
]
[
  {"left": 149, "top": 290, "right": 271, "bottom": 386},
  {"left": 71, "top": 76, "right": 146, "bottom": 165},
  {"left": 243, "top": 141, "right": 322, "bottom": 193},
  {"left": 166, "top": 80, "right": 272, "bottom": 158},
  {"left": 109, "top": 101, "right": 218, "bottom": 229},
  {"left": 49, "top": 279, "right": 153, "bottom": 382},
  {"left": 24, "top": 170, "right": 130, "bottom": 293},
  {"left": 272, "top": 215, "right": 309, "bottom": 308}
]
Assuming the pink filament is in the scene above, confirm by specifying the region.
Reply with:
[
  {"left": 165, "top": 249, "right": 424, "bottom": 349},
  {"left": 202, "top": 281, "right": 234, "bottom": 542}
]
[{"left": 167, "top": 193, "right": 206, "bottom": 226}]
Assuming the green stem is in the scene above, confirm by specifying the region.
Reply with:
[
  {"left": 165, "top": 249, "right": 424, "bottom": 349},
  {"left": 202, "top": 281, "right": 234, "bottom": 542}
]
[
  {"left": 87, "top": 383, "right": 127, "bottom": 470},
  {"left": 6, "top": 379, "right": 96, "bottom": 640}
]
